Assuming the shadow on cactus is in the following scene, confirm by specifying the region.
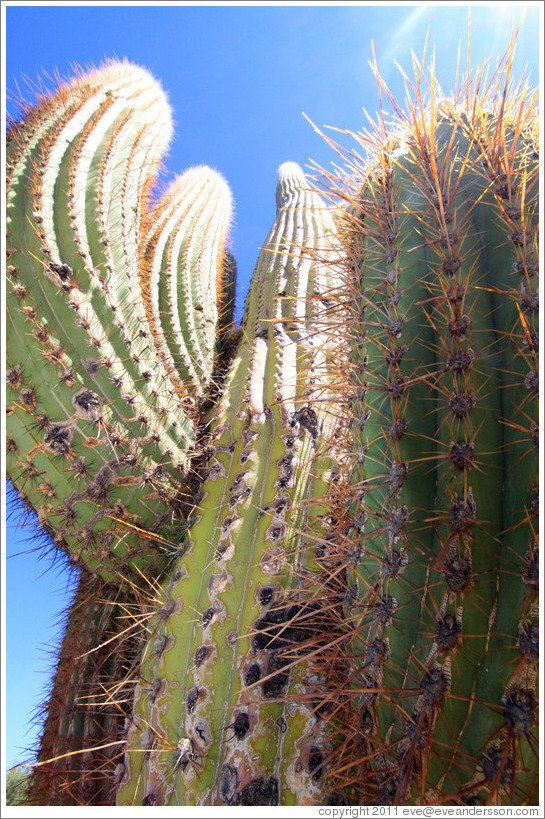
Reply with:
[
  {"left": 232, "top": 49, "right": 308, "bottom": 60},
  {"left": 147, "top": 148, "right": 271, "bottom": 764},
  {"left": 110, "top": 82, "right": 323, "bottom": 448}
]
[{"left": 5, "top": 31, "right": 539, "bottom": 807}]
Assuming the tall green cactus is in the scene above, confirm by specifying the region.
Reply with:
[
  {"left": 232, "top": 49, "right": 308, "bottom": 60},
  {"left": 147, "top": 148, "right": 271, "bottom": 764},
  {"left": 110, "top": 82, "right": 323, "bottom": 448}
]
[
  {"left": 116, "top": 161, "right": 346, "bottom": 806},
  {"left": 318, "top": 51, "right": 539, "bottom": 805},
  {"left": 6, "top": 62, "right": 234, "bottom": 582}
]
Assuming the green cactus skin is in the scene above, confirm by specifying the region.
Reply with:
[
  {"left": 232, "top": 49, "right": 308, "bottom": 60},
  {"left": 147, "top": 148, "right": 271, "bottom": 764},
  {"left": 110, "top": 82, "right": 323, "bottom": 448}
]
[
  {"left": 6, "top": 63, "right": 234, "bottom": 581},
  {"left": 26, "top": 570, "right": 141, "bottom": 806},
  {"left": 116, "top": 162, "right": 346, "bottom": 806},
  {"left": 322, "top": 56, "right": 539, "bottom": 805}
]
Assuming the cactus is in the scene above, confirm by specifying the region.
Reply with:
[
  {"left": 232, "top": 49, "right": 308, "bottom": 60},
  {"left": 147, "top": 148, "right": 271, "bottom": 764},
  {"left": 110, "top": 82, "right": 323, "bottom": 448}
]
[
  {"left": 115, "top": 161, "right": 347, "bottom": 806},
  {"left": 315, "top": 46, "right": 539, "bottom": 804},
  {"left": 26, "top": 570, "right": 141, "bottom": 805},
  {"left": 6, "top": 37, "right": 539, "bottom": 808},
  {"left": 6, "top": 62, "right": 234, "bottom": 582}
]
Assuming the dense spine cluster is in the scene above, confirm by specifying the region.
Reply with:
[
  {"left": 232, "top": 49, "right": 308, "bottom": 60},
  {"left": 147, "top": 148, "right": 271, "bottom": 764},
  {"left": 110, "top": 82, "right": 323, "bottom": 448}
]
[{"left": 6, "top": 63, "right": 234, "bottom": 581}]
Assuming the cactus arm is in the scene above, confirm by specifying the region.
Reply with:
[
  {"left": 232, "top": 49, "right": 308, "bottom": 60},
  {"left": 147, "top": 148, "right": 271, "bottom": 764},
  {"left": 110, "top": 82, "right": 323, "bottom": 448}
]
[
  {"left": 6, "top": 65, "right": 190, "bottom": 579},
  {"left": 215, "top": 169, "right": 345, "bottom": 806},
  {"left": 143, "top": 168, "right": 233, "bottom": 396},
  {"left": 116, "top": 163, "right": 344, "bottom": 806}
]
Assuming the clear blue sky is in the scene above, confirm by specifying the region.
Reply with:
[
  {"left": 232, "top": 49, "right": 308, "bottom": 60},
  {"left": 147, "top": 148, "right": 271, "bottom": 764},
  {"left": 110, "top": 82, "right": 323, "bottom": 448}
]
[{"left": 3, "top": 1, "right": 541, "bottom": 773}]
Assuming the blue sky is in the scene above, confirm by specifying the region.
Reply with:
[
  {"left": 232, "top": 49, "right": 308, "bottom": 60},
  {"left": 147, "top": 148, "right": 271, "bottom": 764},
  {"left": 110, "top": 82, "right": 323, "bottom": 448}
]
[{"left": 2, "top": 1, "right": 541, "bottom": 774}]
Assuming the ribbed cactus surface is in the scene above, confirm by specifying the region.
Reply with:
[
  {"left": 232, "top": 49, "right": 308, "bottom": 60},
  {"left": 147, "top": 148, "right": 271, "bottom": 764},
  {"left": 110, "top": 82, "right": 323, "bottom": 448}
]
[
  {"left": 116, "top": 162, "right": 346, "bottom": 806},
  {"left": 142, "top": 167, "right": 235, "bottom": 397},
  {"left": 323, "top": 57, "right": 539, "bottom": 805},
  {"left": 6, "top": 62, "right": 234, "bottom": 581}
]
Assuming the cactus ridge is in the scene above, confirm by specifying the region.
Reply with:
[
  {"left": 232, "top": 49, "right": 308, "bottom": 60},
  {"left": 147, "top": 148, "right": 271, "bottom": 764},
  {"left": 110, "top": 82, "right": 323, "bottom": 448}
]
[
  {"left": 7, "top": 62, "right": 234, "bottom": 581},
  {"left": 307, "top": 40, "right": 539, "bottom": 805}
]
